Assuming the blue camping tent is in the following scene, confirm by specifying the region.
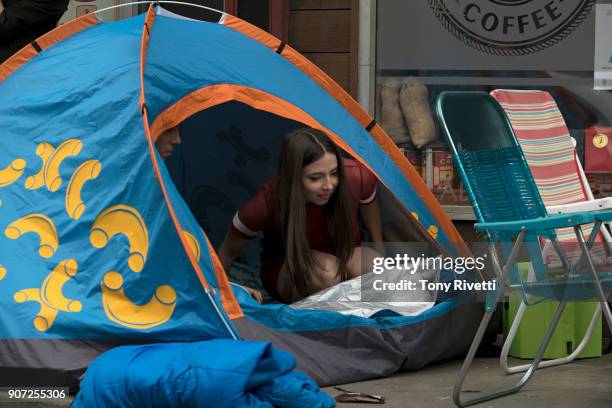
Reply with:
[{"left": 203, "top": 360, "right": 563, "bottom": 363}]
[{"left": 0, "top": 4, "right": 480, "bottom": 389}]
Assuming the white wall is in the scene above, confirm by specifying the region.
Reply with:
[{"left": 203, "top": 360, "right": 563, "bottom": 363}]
[{"left": 357, "top": 0, "right": 376, "bottom": 116}]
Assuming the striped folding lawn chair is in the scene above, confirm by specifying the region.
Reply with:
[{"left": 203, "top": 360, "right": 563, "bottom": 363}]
[
  {"left": 492, "top": 89, "right": 612, "bottom": 373},
  {"left": 435, "top": 91, "right": 612, "bottom": 407}
]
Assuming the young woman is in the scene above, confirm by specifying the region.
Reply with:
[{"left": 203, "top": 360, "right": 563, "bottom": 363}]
[{"left": 218, "top": 127, "right": 383, "bottom": 303}]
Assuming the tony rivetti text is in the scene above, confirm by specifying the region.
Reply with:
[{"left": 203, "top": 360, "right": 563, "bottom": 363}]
[{"left": 371, "top": 279, "right": 496, "bottom": 293}]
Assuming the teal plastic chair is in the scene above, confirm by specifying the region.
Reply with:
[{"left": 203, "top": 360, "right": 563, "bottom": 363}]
[{"left": 435, "top": 92, "right": 612, "bottom": 407}]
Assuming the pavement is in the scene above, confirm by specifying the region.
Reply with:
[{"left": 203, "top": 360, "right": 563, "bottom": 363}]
[
  {"left": 322, "top": 353, "right": 612, "bottom": 408},
  {"left": 1, "top": 353, "right": 610, "bottom": 407}
]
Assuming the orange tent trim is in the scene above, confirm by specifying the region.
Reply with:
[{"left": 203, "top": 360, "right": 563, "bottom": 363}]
[
  {"left": 204, "top": 235, "right": 243, "bottom": 319},
  {"left": 149, "top": 83, "right": 468, "bottom": 256},
  {"left": 139, "top": 5, "right": 242, "bottom": 321},
  {"left": 150, "top": 83, "right": 368, "bottom": 173}
]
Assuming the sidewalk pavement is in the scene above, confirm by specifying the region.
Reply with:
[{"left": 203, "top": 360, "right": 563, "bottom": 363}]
[{"left": 2, "top": 353, "right": 610, "bottom": 407}]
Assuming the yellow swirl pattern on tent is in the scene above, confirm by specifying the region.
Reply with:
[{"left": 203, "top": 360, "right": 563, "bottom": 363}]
[
  {"left": 90, "top": 205, "right": 149, "bottom": 273},
  {"left": 25, "top": 142, "right": 54, "bottom": 190},
  {"left": 14, "top": 259, "right": 80, "bottom": 332},
  {"left": 183, "top": 230, "right": 201, "bottom": 262},
  {"left": 5, "top": 213, "right": 58, "bottom": 259},
  {"left": 0, "top": 158, "right": 26, "bottom": 187},
  {"left": 101, "top": 271, "right": 177, "bottom": 329},
  {"left": 66, "top": 160, "right": 102, "bottom": 220},
  {"left": 3, "top": 137, "right": 179, "bottom": 332},
  {"left": 43, "top": 139, "right": 83, "bottom": 192},
  {"left": 427, "top": 225, "right": 439, "bottom": 239},
  {"left": 14, "top": 288, "right": 58, "bottom": 332},
  {"left": 40, "top": 259, "right": 82, "bottom": 312}
]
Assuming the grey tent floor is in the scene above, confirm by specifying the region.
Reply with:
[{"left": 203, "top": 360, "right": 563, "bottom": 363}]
[
  {"left": 3, "top": 354, "right": 610, "bottom": 407},
  {"left": 323, "top": 353, "right": 612, "bottom": 408}
]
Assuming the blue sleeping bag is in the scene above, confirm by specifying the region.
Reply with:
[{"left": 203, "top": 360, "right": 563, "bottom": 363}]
[{"left": 72, "top": 339, "right": 335, "bottom": 408}]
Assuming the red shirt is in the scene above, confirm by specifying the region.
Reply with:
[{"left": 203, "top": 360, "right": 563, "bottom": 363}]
[{"left": 230, "top": 158, "right": 377, "bottom": 299}]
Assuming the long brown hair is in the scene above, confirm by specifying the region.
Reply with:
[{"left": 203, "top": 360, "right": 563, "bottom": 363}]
[{"left": 276, "top": 128, "right": 354, "bottom": 301}]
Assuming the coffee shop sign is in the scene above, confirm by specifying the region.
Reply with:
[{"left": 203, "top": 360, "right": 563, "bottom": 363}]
[{"left": 429, "top": 0, "right": 594, "bottom": 55}]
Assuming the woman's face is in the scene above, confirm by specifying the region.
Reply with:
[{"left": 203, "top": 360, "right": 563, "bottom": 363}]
[
  {"left": 302, "top": 152, "right": 339, "bottom": 205},
  {"left": 155, "top": 127, "right": 181, "bottom": 160}
]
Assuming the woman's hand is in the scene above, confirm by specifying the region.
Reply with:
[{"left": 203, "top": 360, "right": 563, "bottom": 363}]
[{"left": 244, "top": 286, "right": 263, "bottom": 304}]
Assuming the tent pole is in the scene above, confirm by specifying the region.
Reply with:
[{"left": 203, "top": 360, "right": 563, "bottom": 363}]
[
  {"left": 137, "top": 3, "right": 240, "bottom": 339},
  {"left": 93, "top": 1, "right": 225, "bottom": 19}
]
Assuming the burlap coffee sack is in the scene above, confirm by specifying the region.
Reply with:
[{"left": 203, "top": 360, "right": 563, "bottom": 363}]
[
  {"left": 380, "top": 83, "right": 410, "bottom": 144},
  {"left": 399, "top": 83, "right": 436, "bottom": 148}
]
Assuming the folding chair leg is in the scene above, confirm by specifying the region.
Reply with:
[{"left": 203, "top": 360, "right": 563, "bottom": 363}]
[
  {"left": 500, "top": 301, "right": 601, "bottom": 374},
  {"left": 574, "top": 227, "right": 612, "bottom": 330},
  {"left": 453, "top": 301, "right": 567, "bottom": 407},
  {"left": 500, "top": 227, "right": 605, "bottom": 374}
]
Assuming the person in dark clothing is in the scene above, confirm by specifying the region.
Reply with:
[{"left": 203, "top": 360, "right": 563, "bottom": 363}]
[
  {"left": 0, "top": 0, "right": 70, "bottom": 63},
  {"left": 161, "top": 0, "right": 223, "bottom": 22}
]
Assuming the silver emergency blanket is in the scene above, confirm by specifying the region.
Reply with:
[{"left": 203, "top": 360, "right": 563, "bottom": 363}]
[{"left": 291, "top": 263, "right": 440, "bottom": 317}]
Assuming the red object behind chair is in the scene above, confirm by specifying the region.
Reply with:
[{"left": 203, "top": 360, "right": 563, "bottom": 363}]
[{"left": 585, "top": 126, "right": 612, "bottom": 173}]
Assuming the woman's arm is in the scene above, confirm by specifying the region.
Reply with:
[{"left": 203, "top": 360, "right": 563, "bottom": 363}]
[
  {"left": 217, "top": 231, "right": 263, "bottom": 303},
  {"left": 217, "top": 231, "right": 250, "bottom": 273}
]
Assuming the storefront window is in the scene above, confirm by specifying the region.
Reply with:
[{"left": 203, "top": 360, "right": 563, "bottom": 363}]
[{"left": 375, "top": 1, "right": 612, "bottom": 217}]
